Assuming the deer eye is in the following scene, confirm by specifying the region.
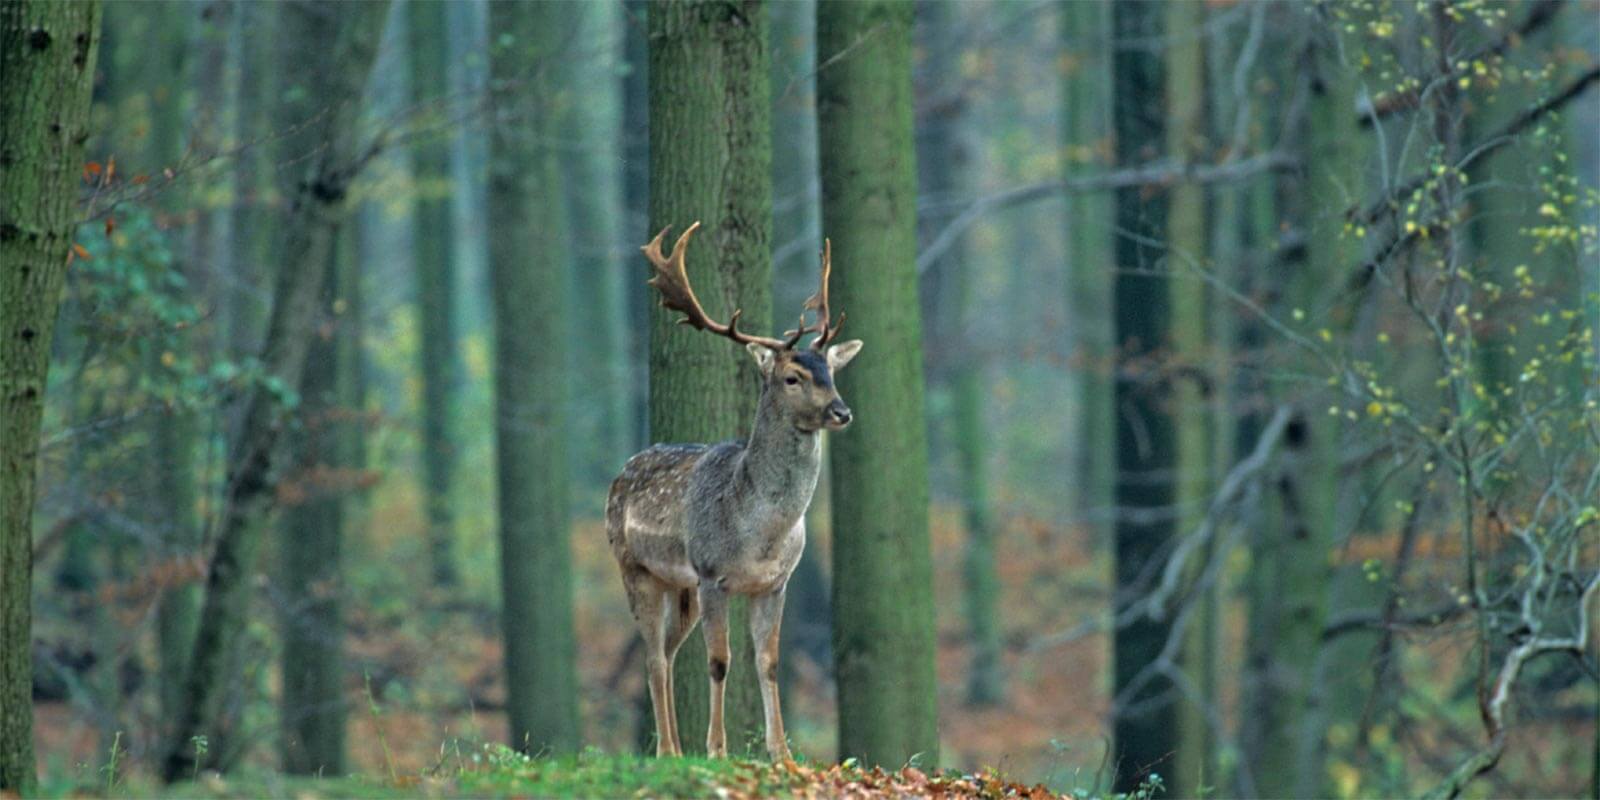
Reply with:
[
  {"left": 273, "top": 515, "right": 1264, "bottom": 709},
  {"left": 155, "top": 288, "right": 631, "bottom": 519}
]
[{"left": 784, "top": 375, "right": 800, "bottom": 386}]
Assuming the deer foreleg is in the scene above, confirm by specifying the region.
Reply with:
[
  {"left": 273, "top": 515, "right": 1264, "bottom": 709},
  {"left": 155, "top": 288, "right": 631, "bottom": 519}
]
[
  {"left": 749, "top": 587, "right": 791, "bottom": 761},
  {"left": 699, "top": 582, "right": 731, "bottom": 757}
]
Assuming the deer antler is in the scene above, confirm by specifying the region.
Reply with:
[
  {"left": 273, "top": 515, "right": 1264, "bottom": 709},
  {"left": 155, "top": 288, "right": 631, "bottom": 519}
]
[
  {"left": 643, "top": 222, "right": 790, "bottom": 350},
  {"left": 807, "top": 239, "right": 844, "bottom": 350}
]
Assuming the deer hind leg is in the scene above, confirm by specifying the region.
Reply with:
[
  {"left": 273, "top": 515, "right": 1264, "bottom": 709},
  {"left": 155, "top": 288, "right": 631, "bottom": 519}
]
[
  {"left": 661, "top": 588, "right": 700, "bottom": 755},
  {"left": 622, "top": 569, "right": 676, "bottom": 757},
  {"left": 698, "top": 581, "right": 731, "bottom": 757},
  {"left": 749, "top": 587, "right": 791, "bottom": 761}
]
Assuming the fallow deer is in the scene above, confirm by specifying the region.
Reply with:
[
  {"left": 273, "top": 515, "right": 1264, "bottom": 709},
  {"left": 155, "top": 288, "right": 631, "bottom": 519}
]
[{"left": 606, "top": 221, "right": 861, "bottom": 761}]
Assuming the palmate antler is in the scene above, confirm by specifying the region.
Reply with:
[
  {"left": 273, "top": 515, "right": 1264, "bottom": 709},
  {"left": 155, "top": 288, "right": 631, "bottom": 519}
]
[{"left": 643, "top": 221, "right": 844, "bottom": 352}]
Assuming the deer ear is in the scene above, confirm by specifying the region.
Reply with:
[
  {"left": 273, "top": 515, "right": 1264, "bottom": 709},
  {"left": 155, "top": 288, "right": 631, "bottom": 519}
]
[
  {"left": 826, "top": 339, "right": 863, "bottom": 372},
  {"left": 747, "top": 342, "right": 777, "bottom": 376}
]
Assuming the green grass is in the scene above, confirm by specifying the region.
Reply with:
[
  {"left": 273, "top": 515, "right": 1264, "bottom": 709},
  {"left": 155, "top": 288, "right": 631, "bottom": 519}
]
[{"left": 39, "top": 748, "right": 804, "bottom": 799}]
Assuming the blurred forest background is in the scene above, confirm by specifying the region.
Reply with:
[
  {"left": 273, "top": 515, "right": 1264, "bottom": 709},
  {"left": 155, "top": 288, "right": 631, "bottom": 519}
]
[{"left": 3, "top": 0, "right": 1598, "bottom": 797}]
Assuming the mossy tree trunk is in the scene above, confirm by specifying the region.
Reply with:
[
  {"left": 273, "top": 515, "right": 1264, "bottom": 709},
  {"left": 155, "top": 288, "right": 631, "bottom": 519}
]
[
  {"left": 0, "top": 0, "right": 101, "bottom": 790},
  {"left": 817, "top": 0, "right": 940, "bottom": 767},
  {"left": 409, "top": 0, "right": 462, "bottom": 589},
  {"left": 647, "top": 0, "right": 772, "bottom": 757},
  {"left": 769, "top": 0, "right": 833, "bottom": 697},
  {"left": 160, "top": 1, "right": 388, "bottom": 779},
  {"left": 914, "top": 0, "right": 1000, "bottom": 709},
  {"left": 1060, "top": 0, "right": 1114, "bottom": 547},
  {"left": 1255, "top": 16, "right": 1362, "bottom": 799},
  {"left": 1109, "top": 0, "right": 1176, "bottom": 790},
  {"left": 1165, "top": 0, "right": 1215, "bottom": 794},
  {"left": 487, "top": 0, "right": 581, "bottom": 755},
  {"left": 145, "top": 0, "right": 203, "bottom": 734},
  {"left": 278, "top": 228, "right": 359, "bottom": 776}
]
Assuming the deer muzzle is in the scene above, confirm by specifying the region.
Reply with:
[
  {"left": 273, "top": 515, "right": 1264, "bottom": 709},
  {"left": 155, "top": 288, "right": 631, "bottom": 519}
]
[{"left": 823, "top": 399, "right": 852, "bottom": 430}]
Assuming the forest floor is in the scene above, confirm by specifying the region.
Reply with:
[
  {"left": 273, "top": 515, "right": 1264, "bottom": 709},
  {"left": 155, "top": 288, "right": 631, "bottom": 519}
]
[
  {"left": 31, "top": 500, "right": 1117, "bottom": 796},
  {"left": 44, "top": 751, "right": 1122, "bottom": 799}
]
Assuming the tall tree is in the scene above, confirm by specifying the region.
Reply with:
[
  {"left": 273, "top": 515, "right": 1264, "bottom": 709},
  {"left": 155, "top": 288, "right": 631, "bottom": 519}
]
[
  {"left": 146, "top": 0, "right": 201, "bottom": 732},
  {"left": 818, "top": 0, "right": 940, "bottom": 767},
  {"left": 561, "top": 0, "right": 632, "bottom": 477},
  {"left": 161, "top": 0, "right": 389, "bottom": 779},
  {"left": 1165, "top": 0, "right": 1215, "bottom": 794},
  {"left": 1109, "top": 0, "right": 1176, "bottom": 790},
  {"left": 1060, "top": 0, "right": 1114, "bottom": 547},
  {"left": 278, "top": 228, "right": 360, "bottom": 775},
  {"left": 0, "top": 0, "right": 101, "bottom": 789},
  {"left": 769, "top": 0, "right": 833, "bottom": 698},
  {"left": 487, "top": 0, "right": 581, "bottom": 755},
  {"left": 409, "top": 0, "right": 461, "bottom": 588},
  {"left": 1252, "top": 14, "right": 1361, "bottom": 798},
  {"left": 915, "top": 0, "right": 1000, "bottom": 708},
  {"left": 646, "top": 0, "right": 771, "bottom": 756}
]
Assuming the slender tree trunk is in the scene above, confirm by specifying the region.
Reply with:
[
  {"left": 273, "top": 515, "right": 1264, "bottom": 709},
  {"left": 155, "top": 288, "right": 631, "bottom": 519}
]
[
  {"left": 1165, "top": 0, "right": 1214, "bottom": 793},
  {"left": 161, "top": 1, "right": 388, "bottom": 779},
  {"left": 0, "top": 1, "right": 101, "bottom": 789},
  {"left": 562, "top": 0, "right": 631, "bottom": 479},
  {"left": 278, "top": 228, "right": 355, "bottom": 776},
  {"left": 1110, "top": 0, "right": 1176, "bottom": 790},
  {"left": 647, "top": 0, "right": 772, "bottom": 757},
  {"left": 818, "top": 0, "right": 940, "bottom": 767},
  {"left": 146, "top": 0, "right": 202, "bottom": 733},
  {"left": 621, "top": 0, "right": 650, "bottom": 452},
  {"left": 914, "top": 0, "right": 1000, "bottom": 708},
  {"left": 769, "top": 0, "right": 832, "bottom": 691},
  {"left": 409, "top": 0, "right": 461, "bottom": 589},
  {"left": 225, "top": 0, "right": 278, "bottom": 359},
  {"left": 1256, "top": 14, "right": 1362, "bottom": 798},
  {"left": 487, "top": 0, "right": 581, "bottom": 754},
  {"left": 1060, "top": 0, "right": 1114, "bottom": 545}
]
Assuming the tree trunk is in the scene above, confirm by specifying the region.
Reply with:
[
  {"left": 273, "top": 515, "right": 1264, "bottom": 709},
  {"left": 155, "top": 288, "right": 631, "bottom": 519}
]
[
  {"left": 1110, "top": 0, "right": 1176, "bottom": 791},
  {"left": 161, "top": 1, "right": 388, "bottom": 779},
  {"left": 621, "top": 0, "right": 650, "bottom": 452},
  {"left": 146, "top": 0, "right": 202, "bottom": 733},
  {"left": 486, "top": 0, "right": 581, "bottom": 755},
  {"left": 562, "top": 0, "right": 631, "bottom": 479},
  {"left": 1060, "top": 0, "right": 1114, "bottom": 546},
  {"left": 769, "top": 0, "right": 833, "bottom": 692},
  {"left": 817, "top": 0, "right": 940, "bottom": 767},
  {"left": 647, "top": 0, "right": 772, "bottom": 757},
  {"left": 409, "top": 0, "right": 461, "bottom": 589},
  {"left": 0, "top": 0, "right": 101, "bottom": 789},
  {"left": 1165, "top": 0, "right": 1214, "bottom": 794},
  {"left": 1258, "top": 18, "right": 1362, "bottom": 799},
  {"left": 278, "top": 228, "right": 355, "bottom": 776},
  {"left": 914, "top": 0, "right": 1000, "bottom": 709}
]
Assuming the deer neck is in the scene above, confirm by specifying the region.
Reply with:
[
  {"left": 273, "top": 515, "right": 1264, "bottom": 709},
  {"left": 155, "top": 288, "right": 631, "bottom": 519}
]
[{"left": 736, "top": 389, "right": 822, "bottom": 521}]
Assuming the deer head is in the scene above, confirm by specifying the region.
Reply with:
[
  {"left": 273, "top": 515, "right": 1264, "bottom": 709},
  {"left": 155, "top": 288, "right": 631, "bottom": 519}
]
[{"left": 642, "top": 221, "right": 863, "bottom": 432}]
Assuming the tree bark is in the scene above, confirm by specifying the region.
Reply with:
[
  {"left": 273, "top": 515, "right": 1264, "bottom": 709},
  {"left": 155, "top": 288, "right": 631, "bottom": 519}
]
[
  {"left": 0, "top": 0, "right": 101, "bottom": 789},
  {"left": 1165, "top": 0, "right": 1215, "bottom": 794},
  {"left": 1110, "top": 0, "right": 1177, "bottom": 791},
  {"left": 647, "top": 0, "right": 772, "bottom": 757},
  {"left": 146, "top": 0, "right": 201, "bottom": 733},
  {"left": 409, "top": 0, "right": 462, "bottom": 589},
  {"left": 161, "top": 0, "right": 388, "bottom": 780},
  {"left": 278, "top": 227, "right": 363, "bottom": 775},
  {"left": 914, "top": 0, "right": 1000, "bottom": 709},
  {"left": 818, "top": 0, "right": 940, "bottom": 767},
  {"left": 1060, "top": 0, "right": 1114, "bottom": 548},
  {"left": 487, "top": 0, "right": 581, "bottom": 755},
  {"left": 1254, "top": 13, "right": 1362, "bottom": 797},
  {"left": 562, "top": 0, "right": 632, "bottom": 479}
]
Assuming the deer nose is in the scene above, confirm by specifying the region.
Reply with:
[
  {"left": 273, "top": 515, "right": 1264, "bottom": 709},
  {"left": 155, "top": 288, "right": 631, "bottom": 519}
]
[{"left": 826, "top": 400, "right": 852, "bottom": 427}]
